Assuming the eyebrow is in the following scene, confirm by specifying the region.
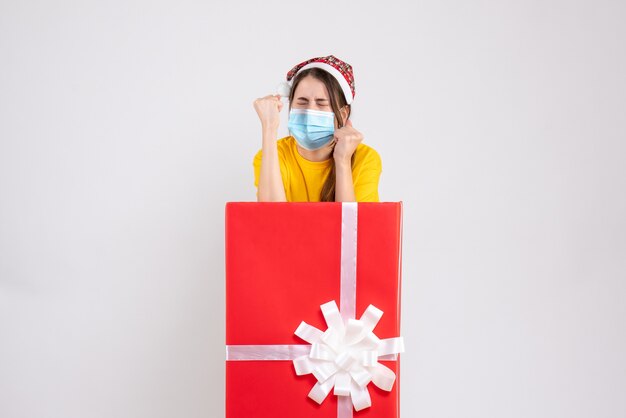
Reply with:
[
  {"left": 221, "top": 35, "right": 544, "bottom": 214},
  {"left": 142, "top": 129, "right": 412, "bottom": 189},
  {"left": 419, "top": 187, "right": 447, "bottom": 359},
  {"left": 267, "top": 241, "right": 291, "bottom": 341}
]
[{"left": 296, "top": 97, "right": 329, "bottom": 101}]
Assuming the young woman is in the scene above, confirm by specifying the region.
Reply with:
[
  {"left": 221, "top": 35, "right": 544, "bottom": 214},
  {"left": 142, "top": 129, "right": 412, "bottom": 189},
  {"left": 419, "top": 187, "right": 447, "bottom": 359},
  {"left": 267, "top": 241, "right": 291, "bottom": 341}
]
[{"left": 252, "top": 55, "right": 382, "bottom": 202}]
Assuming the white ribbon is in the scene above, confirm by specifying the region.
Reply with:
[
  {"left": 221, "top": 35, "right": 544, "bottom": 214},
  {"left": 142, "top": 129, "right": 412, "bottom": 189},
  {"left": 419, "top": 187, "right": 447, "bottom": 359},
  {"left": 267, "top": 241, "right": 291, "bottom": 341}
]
[{"left": 225, "top": 202, "right": 405, "bottom": 417}]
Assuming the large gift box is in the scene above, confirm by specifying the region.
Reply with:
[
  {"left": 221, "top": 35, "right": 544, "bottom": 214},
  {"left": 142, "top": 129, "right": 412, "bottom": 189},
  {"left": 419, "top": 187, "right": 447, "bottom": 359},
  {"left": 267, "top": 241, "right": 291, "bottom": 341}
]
[{"left": 225, "top": 202, "right": 404, "bottom": 418}]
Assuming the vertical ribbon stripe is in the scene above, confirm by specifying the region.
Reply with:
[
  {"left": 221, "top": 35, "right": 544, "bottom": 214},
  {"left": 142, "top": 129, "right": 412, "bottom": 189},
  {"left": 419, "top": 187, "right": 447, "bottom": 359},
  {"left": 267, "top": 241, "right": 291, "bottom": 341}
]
[{"left": 340, "top": 202, "right": 358, "bottom": 323}]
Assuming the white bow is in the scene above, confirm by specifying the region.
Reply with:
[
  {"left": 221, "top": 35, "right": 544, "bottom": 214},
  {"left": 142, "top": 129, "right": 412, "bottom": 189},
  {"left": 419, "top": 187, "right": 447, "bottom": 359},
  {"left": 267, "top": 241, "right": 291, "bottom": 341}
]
[{"left": 292, "top": 300, "right": 405, "bottom": 411}]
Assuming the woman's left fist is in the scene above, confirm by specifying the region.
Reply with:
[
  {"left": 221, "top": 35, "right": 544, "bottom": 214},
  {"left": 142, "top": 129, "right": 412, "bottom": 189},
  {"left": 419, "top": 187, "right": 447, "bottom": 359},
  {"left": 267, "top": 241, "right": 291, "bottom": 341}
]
[{"left": 332, "top": 119, "right": 363, "bottom": 163}]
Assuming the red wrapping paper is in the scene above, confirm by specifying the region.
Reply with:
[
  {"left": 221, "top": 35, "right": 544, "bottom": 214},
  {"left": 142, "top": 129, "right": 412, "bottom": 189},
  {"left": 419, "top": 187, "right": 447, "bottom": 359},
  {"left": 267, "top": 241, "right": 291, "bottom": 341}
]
[{"left": 225, "top": 202, "right": 403, "bottom": 417}]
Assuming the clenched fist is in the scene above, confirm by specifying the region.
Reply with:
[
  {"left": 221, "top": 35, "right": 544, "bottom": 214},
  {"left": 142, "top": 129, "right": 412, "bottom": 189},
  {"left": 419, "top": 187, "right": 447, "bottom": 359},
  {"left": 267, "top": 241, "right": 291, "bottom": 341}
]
[
  {"left": 332, "top": 119, "right": 363, "bottom": 163},
  {"left": 253, "top": 94, "right": 283, "bottom": 130}
]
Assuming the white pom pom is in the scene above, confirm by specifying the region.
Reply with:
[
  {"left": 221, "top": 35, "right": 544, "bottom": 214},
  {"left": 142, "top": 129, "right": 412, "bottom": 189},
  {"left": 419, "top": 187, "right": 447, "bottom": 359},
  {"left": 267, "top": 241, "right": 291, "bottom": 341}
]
[{"left": 275, "top": 81, "right": 292, "bottom": 98}]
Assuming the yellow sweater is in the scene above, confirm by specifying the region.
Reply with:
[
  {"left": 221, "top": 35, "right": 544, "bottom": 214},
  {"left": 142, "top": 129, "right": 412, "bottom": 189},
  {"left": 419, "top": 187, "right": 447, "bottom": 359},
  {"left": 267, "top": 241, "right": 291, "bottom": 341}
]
[{"left": 253, "top": 135, "right": 382, "bottom": 202}]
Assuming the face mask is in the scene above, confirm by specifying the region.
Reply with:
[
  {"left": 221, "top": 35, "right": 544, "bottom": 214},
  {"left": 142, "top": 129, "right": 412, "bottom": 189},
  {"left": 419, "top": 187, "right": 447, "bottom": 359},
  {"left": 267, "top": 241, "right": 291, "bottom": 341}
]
[{"left": 287, "top": 108, "right": 336, "bottom": 151}]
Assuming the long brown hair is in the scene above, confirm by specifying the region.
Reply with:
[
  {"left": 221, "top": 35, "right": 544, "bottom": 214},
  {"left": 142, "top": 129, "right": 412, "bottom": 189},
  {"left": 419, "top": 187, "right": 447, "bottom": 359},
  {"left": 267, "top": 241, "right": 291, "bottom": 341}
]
[{"left": 288, "top": 68, "right": 355, "bottom": 202}]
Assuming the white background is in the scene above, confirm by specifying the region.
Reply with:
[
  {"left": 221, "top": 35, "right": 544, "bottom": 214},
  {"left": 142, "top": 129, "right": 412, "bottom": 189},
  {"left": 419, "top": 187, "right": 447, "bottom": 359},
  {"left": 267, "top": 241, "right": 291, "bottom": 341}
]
[{"left": 1, "top": 1, "right": 625, "bottom": 417}]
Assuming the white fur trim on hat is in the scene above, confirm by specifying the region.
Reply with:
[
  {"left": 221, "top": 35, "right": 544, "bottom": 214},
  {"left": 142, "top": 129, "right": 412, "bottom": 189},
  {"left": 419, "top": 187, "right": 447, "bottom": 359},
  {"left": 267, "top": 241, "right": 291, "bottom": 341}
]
[
  {"left": 297, "top": 62, "right": 354, "bottom": 105},
  {"left": 275, "top": 80, "right": 292, "bottom": 98}
]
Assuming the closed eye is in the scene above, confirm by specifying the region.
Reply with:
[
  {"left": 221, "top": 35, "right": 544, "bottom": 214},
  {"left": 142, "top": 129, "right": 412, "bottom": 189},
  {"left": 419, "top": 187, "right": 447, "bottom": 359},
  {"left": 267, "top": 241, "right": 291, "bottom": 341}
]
[{"left": 296, "top": 98, "right": 329, "bottom": 103}]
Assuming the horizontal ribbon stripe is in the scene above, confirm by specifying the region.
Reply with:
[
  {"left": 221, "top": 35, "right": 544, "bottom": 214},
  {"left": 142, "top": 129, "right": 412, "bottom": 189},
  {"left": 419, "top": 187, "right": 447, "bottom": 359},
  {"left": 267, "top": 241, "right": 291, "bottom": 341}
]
[{"left": 226, "top": 344, "right": 311, "bottom": 361}]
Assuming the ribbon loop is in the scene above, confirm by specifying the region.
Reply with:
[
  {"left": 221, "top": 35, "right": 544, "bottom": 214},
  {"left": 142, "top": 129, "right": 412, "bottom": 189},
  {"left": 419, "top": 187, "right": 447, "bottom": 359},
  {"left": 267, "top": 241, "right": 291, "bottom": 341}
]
[
  {"left": 360, "top": 304, "right": 383, "bottom": 332},
  {"left": 333, "top": 372, "right": 351, "bottom": 396},
  {"left": 350, "top": 381, "right": 372, "bottom": 411},
  {"left": 310, "top": 342, "right": 335, "bottom": 361},
  {"left": 378, "top": 337, "right": 405, "bottom": 357},
  {"left": 293, "top": 354, "right": 317, "bottom": 375},
  {"left": 349, "top": 366, "right": 372, "bottom": 387},
  {"left": 344, "top": 318, "right": 366, "bottom": 346},
  {"left": 361, "top": 350, "right": 379, "bottom": 367},
  {"left": 371, "top": 362, "right": 397, "bottom": 392},
  {"left": 308, "top": 376, "right": 336, "bottom": 404},
  {"left": 294, "top": 321, "right": 324, "bottom": 344},
  {"left": 321, "top": 300, "right": 345, "bottom": 334}
]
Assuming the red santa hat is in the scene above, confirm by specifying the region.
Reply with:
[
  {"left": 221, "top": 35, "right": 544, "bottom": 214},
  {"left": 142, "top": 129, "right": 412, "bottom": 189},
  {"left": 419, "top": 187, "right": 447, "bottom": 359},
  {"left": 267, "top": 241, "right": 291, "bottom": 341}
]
[{"left": 276, "top": 55, "right": 355, "bottom": 105}]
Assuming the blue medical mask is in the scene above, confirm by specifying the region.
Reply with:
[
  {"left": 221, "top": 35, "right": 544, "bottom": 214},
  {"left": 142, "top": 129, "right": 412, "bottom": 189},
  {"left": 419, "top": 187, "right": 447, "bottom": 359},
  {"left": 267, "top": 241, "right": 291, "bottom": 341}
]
[{"left": 287, "top": 108, "right": 336, "bottom": 151}]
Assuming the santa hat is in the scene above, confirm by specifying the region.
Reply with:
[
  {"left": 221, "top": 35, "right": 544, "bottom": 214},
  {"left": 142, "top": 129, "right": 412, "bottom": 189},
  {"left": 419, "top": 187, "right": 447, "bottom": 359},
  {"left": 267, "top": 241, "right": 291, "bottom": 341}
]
[{"left": 276, "top": 55, "right": 355, "bottom": 104}]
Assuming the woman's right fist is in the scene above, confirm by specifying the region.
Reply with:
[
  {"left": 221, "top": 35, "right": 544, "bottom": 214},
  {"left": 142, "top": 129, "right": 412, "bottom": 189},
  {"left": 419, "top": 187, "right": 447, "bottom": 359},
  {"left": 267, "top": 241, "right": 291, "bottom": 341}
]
[{"left": 253, "top": 94, "right": 283, "bottom": 129}]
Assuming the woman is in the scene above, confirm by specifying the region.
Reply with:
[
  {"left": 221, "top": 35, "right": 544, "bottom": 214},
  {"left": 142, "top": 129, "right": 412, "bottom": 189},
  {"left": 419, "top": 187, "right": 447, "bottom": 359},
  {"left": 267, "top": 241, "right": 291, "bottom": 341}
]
[{"left": 252, "top": 55, "right": 382, "bottom": 202}]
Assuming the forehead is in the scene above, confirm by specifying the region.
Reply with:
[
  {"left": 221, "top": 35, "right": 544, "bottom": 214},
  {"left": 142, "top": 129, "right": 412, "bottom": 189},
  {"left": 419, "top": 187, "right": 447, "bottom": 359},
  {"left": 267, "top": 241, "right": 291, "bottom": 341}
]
[{"left": 293, "top": 76, "right": 330, "bottom": 99}]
